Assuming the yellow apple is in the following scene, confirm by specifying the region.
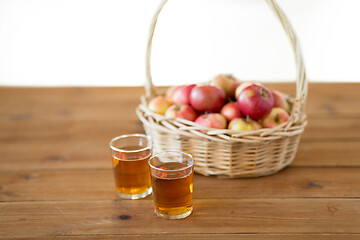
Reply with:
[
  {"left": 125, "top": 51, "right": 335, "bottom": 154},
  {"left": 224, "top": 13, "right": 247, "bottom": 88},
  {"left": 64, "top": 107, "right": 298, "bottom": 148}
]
[
  {"left": 228, "top": 118, "right": 262, "bottom": 131},
  {"left": 148, "top": 96, "right": 172, "bottom": 115}
]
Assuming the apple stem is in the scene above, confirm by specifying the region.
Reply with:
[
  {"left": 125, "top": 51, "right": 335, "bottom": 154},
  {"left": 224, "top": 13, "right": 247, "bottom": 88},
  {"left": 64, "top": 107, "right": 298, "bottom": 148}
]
[
  {"left": 175, "top": 104, "right": 180, "bottom": 111},
  {"left": 227, "top": 97, "right": 234, "bottom": 103},
  {"left": 275, "top": 113, "right": 280, "bottom": 123},
  {"left": 260, "top": 87, "right": 268, "bottom": 99},
  {"left": 246, "top": 115, "right": 250, "bottom": 122}
]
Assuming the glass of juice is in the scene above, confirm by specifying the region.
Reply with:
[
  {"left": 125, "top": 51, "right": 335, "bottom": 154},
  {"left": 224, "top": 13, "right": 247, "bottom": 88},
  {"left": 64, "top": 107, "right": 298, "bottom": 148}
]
[
  {"left": 149, "top": 151, "right": 194, "bottom": 219},
  {"left": 109, "top": 134, "right": 152, "bottom": 199}
]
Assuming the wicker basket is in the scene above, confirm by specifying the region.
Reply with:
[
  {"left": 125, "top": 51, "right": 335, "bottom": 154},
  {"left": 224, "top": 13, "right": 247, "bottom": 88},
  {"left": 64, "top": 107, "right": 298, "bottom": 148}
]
[{"left": 136, "top": 0, "right": 308, "bottom": 178}]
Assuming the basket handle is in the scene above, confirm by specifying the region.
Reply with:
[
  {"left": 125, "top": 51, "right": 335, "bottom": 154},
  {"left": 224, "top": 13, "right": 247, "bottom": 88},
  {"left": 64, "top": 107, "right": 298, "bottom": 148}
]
[{"left": 145, "top": 0, "right": 307, "bottom": 121}]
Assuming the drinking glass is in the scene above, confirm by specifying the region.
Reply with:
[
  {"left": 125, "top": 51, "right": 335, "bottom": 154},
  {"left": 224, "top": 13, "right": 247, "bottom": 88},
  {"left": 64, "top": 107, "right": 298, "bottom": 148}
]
[
  {"left": 109, "top": 134, "right": 152, "bottom": 199},
  {"left": 149, "top": 151, "right": 194, "bottom": 219}
]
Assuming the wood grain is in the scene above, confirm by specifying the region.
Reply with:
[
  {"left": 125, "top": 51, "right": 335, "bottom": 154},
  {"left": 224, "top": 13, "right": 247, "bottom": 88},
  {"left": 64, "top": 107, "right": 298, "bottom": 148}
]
[
  {"left": 0, "top": 199, "right": 359, "bottom": 238},
  {"left": 1, "top": 117, "right": 359, "bottom": 151},
  {"left": 2, "top": 234, "right": 359, "bottom": 240},
  {"left": 294, "top": 141, "right": 360, "bottom": 166},
  {"left": 1, "top": 140, "right": 359, "bottom": 171},
  {"left": 1, "top": 168, "right": 359, "bottom": 202},
  {"left": 1, "top": 83, "right": 359, "bottom": 116}
]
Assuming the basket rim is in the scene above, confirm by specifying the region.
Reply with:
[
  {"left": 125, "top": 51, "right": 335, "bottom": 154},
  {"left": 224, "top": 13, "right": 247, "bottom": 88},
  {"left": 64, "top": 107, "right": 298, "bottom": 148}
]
[{"left": 136, "top": 100, "right": 307, "bottom": 144}]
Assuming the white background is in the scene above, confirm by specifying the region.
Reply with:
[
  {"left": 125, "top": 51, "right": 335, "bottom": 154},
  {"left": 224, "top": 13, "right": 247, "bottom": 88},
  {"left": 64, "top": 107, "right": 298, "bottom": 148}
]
[{"left": 0, "top": 0, "right": 359, "bottom": 86}]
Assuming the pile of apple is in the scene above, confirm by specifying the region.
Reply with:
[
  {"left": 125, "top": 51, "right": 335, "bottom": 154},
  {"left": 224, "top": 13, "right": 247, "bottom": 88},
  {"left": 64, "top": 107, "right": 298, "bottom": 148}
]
[{"left": 147, "top": 74, "right": 291, "bottom": 131}]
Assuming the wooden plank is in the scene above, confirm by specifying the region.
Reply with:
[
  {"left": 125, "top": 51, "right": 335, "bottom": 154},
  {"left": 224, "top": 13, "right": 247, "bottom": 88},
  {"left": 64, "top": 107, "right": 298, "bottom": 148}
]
[
  {"left": 0, "top": 199, "right": 359, "bottom": 238},
  {"left": 0, "top": 141, "right": 110, "bottom": 171},
  {"left": 2, "top": 234, "right": 359, "bottom": 240},
  {"left": 304, "top": 83, "right": 360, "bottom": 117},
  {"left": 0, "top": 102, "right": 140, "bottom": 123},
  {"left": 0, "top": 87, "right": 145, "bottom": 104},
  {"left": 293, "top": 141, "right": 360, "bottom": 167},
  {"left": 301, "top": 117, "right": 360, "bottom": 140},
  {"left": 0, "top": 140, "right": 359, "bottom": 171},
  {"left": 1, "top": 112, "right": 359, "bottom": 142},
  {"left": 1, "top": 168, "right": 359, "bottom": 202},
  {"left": 1, "top": 83, "right": 360, "bottom": 116},
  {"left": 0, "top": 118, "right": 143, "bottom": 143}
]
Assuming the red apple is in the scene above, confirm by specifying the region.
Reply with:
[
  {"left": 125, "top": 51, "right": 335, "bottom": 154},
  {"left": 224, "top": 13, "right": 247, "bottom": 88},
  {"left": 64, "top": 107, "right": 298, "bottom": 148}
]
[
  {"left": 165, "top": 85, "right": 181, "bottom": 103},
  {"left": 237, "top": 85, "right": 274, "bottom": 120},
  {"left": 190, "top": 85, "right": 226, "bottom": 112},
  {"left": 235, "top": 81, "right": 263, "bottom": 100},
  {"left": 211, "top": 74, "right": 240, "bottom": 99},
  {"left": 195, "top": 113, "right": 227, "bottom": 129},
  {"left": 165, "top": 104, "right": 197, "bottom": 121},
  {"left": 228, "top": 118, "right": 262, "bottom": 131},
  {"left": 261, "top": 107, "right": 290, "bottom": 128},
  {"left": 272, "top": 90, "right": 290, "bottom": 113},
  {"left": 220, "top": 102, "right": 243, "bottom": 121},
  {"left": 172, "top": 84, "right": 196, "bottom": 105},
  {"left": 148, "top": 96, "right": 172, "bottom": 115}
]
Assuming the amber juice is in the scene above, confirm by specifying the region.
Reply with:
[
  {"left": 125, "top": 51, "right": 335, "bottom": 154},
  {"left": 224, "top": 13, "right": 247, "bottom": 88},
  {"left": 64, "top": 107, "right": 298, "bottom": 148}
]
[
  {"left": 151, "top": 162, "right": 193, "bottom": 217},
  {"left": 112, "top": 145, "right": 152, "bottom": 198}
]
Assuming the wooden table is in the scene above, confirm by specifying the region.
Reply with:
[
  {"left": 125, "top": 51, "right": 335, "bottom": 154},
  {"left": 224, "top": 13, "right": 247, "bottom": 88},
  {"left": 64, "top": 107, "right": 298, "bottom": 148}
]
[{"left": 1, "top": 83, "right": 359, "bottom": 239}]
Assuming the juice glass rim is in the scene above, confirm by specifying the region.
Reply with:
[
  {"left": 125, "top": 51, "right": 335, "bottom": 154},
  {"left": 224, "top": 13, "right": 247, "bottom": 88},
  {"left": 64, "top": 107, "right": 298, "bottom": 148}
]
[
  {"left": 149, "top": 151, "right": 194, "bottom": 172},
  {"left": 109, "top": 134, "right": 152, "bottom": 153}
]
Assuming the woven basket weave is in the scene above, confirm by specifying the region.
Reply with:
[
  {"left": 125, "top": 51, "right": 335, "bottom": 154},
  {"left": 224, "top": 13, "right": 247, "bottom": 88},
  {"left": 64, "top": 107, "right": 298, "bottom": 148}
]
[{"left": 136, "top": 0, "right": 308, "bottom": 178}]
